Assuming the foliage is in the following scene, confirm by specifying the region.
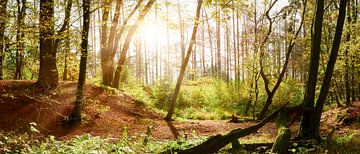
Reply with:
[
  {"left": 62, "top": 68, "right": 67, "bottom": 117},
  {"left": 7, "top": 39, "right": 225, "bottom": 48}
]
[
  {"left": 0, "top": 129, "right": 207, "bottom": 154},
  {"left": 148, "top": 76, "right": 304, "bottom": 120}
]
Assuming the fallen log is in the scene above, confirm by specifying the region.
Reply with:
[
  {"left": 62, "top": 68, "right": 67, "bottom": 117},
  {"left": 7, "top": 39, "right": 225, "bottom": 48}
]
[{"left": 177, "top": 102, "right": 289, "bottom": 154}]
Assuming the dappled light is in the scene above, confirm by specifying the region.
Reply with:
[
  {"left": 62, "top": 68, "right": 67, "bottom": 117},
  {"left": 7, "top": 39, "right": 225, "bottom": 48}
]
[{"left": 0, "top": 0, "right": 360, "bottom": 153}]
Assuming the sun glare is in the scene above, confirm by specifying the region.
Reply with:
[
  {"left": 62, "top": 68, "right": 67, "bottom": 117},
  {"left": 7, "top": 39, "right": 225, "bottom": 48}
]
[{"left": 139, "top": 22, "right": 167, "bottom": 47}]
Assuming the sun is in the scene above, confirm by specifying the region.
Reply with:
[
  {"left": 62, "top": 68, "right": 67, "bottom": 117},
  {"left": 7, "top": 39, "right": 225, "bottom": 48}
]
[{"left": 139, "top": 21, "right": 167, "bottom": 46}]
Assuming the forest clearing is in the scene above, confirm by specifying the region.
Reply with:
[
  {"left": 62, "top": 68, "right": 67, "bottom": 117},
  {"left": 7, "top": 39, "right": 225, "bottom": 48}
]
[{"left": 1, "top": 0, "right": 360, "bottom": 153}]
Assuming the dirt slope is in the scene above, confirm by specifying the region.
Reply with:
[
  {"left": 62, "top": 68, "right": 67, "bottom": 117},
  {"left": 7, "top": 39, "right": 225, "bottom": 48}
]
[{"left": 0, "top": 81, "right": 282, "bottom": 140}]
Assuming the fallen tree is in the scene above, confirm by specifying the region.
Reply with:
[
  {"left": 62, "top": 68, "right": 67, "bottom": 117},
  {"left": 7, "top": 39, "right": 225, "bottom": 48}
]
[{"left": 176, "top": 102, "right": 289, "bottom": 154}]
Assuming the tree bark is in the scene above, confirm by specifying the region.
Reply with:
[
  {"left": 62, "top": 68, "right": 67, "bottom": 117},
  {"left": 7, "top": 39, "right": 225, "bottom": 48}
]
[
  {"left": 344, "top": 0, "right": 352, "bottom": 106},
  {"left": 0, "top": 0, "right": 9, "bottom": 80},
  {"left": 37, "top": 0, "right": 59, "bottom": 89},
  {"left": 297, "top": 0, "right": 325, "bottom": 139},
  {"left": 15, "top": 0, "right": 26, "bottom": 80},
  {"left": 177, "top": 102, "right": 288, "bottom": 154},
  {"left": 70, "top": 0, "right": 90, "bottom": 121},
  {"left": 271, "top": 109, "right": 291, "bottom": 154},
  {"left": 313, "top": 0, "right": 347, "bottom": 138},
  {"left": 216, "top": 3, "right": 221, "bottom": 75},
  {"left": 164, "top": 0, "right": 203, "bottom": 121}
]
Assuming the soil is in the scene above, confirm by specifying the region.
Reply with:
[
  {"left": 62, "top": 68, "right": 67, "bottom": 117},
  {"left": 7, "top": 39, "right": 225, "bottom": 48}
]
[{"left": 0, "top": 80, "right": 359, "bottom": 142}]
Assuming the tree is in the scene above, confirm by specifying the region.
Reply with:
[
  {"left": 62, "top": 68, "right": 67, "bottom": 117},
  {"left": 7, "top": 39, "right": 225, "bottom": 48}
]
[
  {"left": 70, "top": 0, "right": 91, "bottom": 121},
  {"left": 100, "top": 0, "right": 123, "bottom": 86},
  {"left": 257, "top": 0, "right": 307, "bottom": 120},
  {"left": 37, "top": 0, "right": 59, "bottom": 89},
  {"left": 0, "top": 0, "right": 8, "bottom": 80},
  {"left": 164, "top": 0, "right": 203, "bottom": 121},
  {"left": 298, "top": 0, "right": 348, "bottom": 139},
  {"left": 15, "top": 0, "right": 26, "bottom": 80},
  {"left": 112, "top": 0, "right": 156, "bottom": 89}
]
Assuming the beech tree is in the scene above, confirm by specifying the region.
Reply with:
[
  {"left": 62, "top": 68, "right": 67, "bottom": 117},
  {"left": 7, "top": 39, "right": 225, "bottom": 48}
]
[{"left": 37, "top": 0, "right": 59, "bottom": 89}]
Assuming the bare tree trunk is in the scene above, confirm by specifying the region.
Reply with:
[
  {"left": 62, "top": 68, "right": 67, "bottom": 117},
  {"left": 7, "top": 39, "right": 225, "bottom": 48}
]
[
  {"left": 232, "top": 3, "right": 237, "bottom": 84},
  {"left": 344, "top": 0, "right": 351, "bottom": 106},
  {"left": 70, "top": 0, "right": 90, "bottom": 121},
  {"left": 205, "top": 10, "right": 214, "bottom": 74},
  {"left": 177, "top": 0, "right": 185, "bottom": 64},
  {"left": 216, "top": 3, "right": 221, "bottom": 76},
  {"left": 0, "top": 0, "right": 7, "bottom": 80},
  {"left": 201, "top": 9, "right": 205, "bottom": 75},
  {"left": 15, "top": 0, "right": 26, "bottom": 80},
  {"left": 177, "top": 103, "right": 288, "bottom": 154},
  {"left": 165, "top": 0, "right": 203, "bottom": 121},
  {"left": 37, "top": 0, "right": 59, "bottom": 89},
  {"left": 313, "top": 0, "right": 347, "bottom": 138}
]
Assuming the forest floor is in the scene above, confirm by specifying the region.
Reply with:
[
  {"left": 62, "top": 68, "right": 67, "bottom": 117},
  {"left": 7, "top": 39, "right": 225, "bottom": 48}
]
[{"left": 0, "top": 80, "right": 359, "bottom": 143}]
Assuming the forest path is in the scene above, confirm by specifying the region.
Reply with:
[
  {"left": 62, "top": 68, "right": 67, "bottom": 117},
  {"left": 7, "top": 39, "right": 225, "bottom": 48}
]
[
  {"left": 0, "top": 80, "right": 280, "bottom": 141},
  {"left": 0, "top": 80, "right": 358, "bottom": 142}
]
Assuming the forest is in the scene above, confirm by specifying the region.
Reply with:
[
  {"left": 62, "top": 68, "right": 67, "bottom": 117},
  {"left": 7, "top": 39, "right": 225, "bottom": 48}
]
[{"left": 0, "top": 0, "right": 359, "bottom": 153}]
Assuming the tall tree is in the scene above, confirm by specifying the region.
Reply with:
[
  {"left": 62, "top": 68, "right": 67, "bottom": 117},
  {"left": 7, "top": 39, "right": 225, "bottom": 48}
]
[
  {"left": 296, "top": 0, "right": 325, "bottom": 139},
  {"left": 0, "top": 0, "right": 8, "bottom": 80},
  {"left": 257, "top": 0, "right": 307, "bottom": 120},
  {"left": 165, "top": 0, "right": 203, "bottom": 121},
  {"left": 15, "top": 0, "right": 26, "bottom": 80},
  {"left": 100, "top": 0, "right": 122, "bottom": 86},
  {"left": 70, "top": 0, "right": 91, "bottom": 121},
  {"left": 112, "top": 0, "right": 156, "bottom": 89},
  {"left": 298, "top": 0, "right": 348, "bottom": 139},
  {"left": 216, "top": 2, "right": 221, "bottom": 75},
  {"left": 37, "top": 0, "right": 58, "bottom": 88}
]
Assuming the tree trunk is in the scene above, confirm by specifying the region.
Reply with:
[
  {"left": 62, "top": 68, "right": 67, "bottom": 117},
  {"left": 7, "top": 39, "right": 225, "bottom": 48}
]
[
  {"left": 344, "top": 0, "right": 352, "bottom": 106},
  {"left": 205, "top": 10, "right": 214, "bottom": 74},
  {"left": 297, "top": 0, "right": 325, "bottom": 139},
  {"left": 177, "top": 102, "right": 288, "bottom": 153},
  {"left": 216, "top": 3, "right": 221, "bottom": 75},
  {"left": 0, "top": 0, "right": 9, "bottom": 80},
  {"left": 164, "top": 0, "right": 203, "bottom": 121},
  {"left": 70, "top": 0, "right": 90, "bottom": 121},
  {"left": 37, "top": 0, "right": 59, "bottom": 89},
  {"left": 100, "top": 0, "right": 123, "bottom": 86},
  {"left": 15, "top": 0, "right": 26, "bottom": 80},
  {"left": 232, "top": 4, "right": 237, "bottom": 85},
  {"left": 313, "top": 0, "right": 347, "bottom": 138},
  {"left": 177, "top": 0, "right": 185, "bottom": 64},
  {"left": 112, "top": 0, "right": 155, "bottom": 89},
  {"left": 271, "top": 109, "right": 291, "bottom": 154}
]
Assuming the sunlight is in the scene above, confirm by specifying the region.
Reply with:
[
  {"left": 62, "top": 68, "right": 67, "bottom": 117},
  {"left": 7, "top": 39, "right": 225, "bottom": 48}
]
[{"left": 139, "top": 22, "right": 167, "bottom": 47}]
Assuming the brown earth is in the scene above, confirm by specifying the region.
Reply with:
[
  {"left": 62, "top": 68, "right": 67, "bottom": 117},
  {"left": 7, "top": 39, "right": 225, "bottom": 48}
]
[{"left": 0, "top": 80, "right": 358, "bottom": 142}]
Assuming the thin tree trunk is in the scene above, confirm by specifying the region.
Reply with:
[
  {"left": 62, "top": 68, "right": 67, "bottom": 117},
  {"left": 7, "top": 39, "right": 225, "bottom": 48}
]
[
  {"left": 177, "top": 0, "right": 185, "bottom": 64},
  {"left": 297, "top": 0, "right": 325, "bottom": 139},
  {"left": 312, "top": 0, "right": 347, "bottom": 138},
  {"left": 216, "top": 3, "right": 221, "bottom": 75},
  {"left": 205, "top": 10, "right": 214, "bottom": 74},
  {"left": 344, "top": 0, "right": 351, "bottom": 106},
  {"left": 165, "top": 0, "right": 203, "bottom": 121},
  {"left": 0, "top": 0, "right": 8, "bottom": 80},
  {"left": 15, "top": 0, "right": 26, "bottom": 80},
  {"left": 232, "top": 3, "right": 237, "bottom": 84},
  {"left": 70, "top": 0, "right": 90, "bottom": 121}
]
